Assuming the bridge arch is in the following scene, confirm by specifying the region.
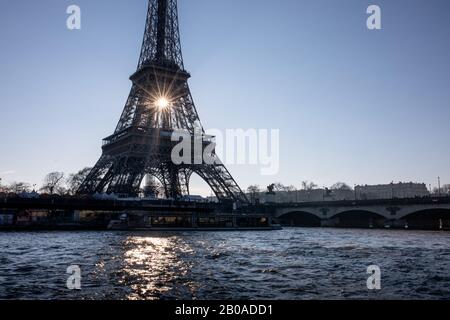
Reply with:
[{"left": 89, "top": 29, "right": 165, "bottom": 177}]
[
  {"left": 330, "top": 210, "right": 387, "bottom": 228},
  {"left": 401, "top": 208, "right": 450, "bottom": 230},
  {"left": 277, "top": 211, "right": 322, "bottom": 227}
]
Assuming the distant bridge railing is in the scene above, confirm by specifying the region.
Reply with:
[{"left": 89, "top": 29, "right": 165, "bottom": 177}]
[{"left": 263, "top": 196, "right": 450, "bottom": 209}]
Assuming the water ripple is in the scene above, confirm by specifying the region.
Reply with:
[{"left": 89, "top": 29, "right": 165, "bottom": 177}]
[{"left": 0, "top": 228, "right": 449, "bottom": 299}]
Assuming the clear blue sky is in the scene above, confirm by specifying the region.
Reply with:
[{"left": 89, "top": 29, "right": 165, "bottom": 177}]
[{"left": 1, "top": 0, "right": 449, "bottom": 195}]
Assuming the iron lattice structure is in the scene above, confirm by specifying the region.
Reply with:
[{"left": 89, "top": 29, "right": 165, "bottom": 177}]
[{"left": 78, "top": 0, "right": 248, "bottom": 204}]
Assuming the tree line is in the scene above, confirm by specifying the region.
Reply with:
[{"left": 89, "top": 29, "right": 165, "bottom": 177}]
[
  {"left": 246, "top": 181, "right": 450, "bottom": 200},
  {"left": 246, "top": 181, "right": 354, "bottom": 204},
  {"left": 247, "top": 181, "right": 353, "bottom": 195},
  {"left": 1, "top": 173, "right": 449, "bottom": 199},
  {"left": 0, "top": 168, "right": 92, "bottom": 195}
]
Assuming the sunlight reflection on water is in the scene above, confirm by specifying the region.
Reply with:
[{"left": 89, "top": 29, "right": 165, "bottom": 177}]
[
  {"left": 122, "top": 236, "right": 195, "bottom": 300},
  {"left": 0, "top": 229, "right": 449, "bottom": 300}
]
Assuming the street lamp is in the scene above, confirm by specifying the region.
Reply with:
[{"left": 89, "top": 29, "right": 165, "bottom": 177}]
[
  {"left": 391, "top": 182, "right": 394, "bottom": 199},
  {"left": 438, "top": 176, "right": 441, "bottom": 197}
]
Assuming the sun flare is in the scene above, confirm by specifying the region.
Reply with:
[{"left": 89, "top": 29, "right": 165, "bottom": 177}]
[{"left": 156, "top": 97, "right": 170, "bottom": 110}]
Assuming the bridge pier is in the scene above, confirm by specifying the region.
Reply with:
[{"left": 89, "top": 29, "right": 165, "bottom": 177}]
[
  {"left": 320, "top": 217, "right": 338, "bottom": 228},
  {"left": 191, "top": 213, "right": 198, "bottom": 228}
]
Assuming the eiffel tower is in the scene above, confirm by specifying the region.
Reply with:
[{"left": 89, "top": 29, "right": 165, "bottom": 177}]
[{"left": 78, "top": 0, "right": 248, "bottom": 204}]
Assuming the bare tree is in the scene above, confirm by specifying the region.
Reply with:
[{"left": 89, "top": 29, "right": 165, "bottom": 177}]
[
  {"left": 433, "top": 184, "right": 450, "bottom": 196},
  {"left": 8, "top": 182, "right": 31, "bottom": 194},
  {"left": 41, "top": 172, "right": 66, "bottom": 195},
  {"left": 67, "top": 168, "right": 92, "bottom": 195},
  {"left": 273, "top": 182, "right": 286, "bottom": 191},
  {"left": 301, "top": 181, "right": 317, "bottom": 191},
  {"left": 247, "top": 185, "right": 261, "bottom": 204},
  {"left": 247, "top": 185, "right": 261, "bottom": 194},
  {"left": 330, "top": 182, "right": 353, "bottom": 191},
  {"left": 284, "top": 185, "right": 297, "bottom": 192},
  {"left": 266, "top": 183, "right": 297, "bottom": 194},
  {"left": 0, "top": 178, "right": 6, "bottom": 193}
]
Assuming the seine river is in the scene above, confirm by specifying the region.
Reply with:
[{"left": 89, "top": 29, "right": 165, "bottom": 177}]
[{"left": 0, "top": 228, "right": 449, "bottom": 300}]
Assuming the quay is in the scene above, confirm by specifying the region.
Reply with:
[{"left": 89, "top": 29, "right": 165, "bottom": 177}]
[
  {"left": 0, "top": 195, "right": 278, "bottom": 231},
  {"left": 1, "top": 195, "right": 450, "bottom": 231}
]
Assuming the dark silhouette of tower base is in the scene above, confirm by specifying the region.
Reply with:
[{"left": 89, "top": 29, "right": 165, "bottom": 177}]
[{"left": 78, "top": 0, "right": 248, "bottom": 204}]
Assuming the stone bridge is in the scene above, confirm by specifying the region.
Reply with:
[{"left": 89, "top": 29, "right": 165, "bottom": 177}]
[{"left": 272, "top": 197, "right": 450, "bottom": 229}]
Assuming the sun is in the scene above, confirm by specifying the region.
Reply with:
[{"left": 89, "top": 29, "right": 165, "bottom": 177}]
[{"left": 156, "top": 97, "right": 170, "bottom": 110}]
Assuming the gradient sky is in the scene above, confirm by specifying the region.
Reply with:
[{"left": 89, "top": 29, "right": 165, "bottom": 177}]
[{"left": 1, "top": 0, "right": 450, "bottom": 195}]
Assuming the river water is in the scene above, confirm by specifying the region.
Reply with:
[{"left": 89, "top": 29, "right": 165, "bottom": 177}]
[{"left": 0, "top": 228, "right": 449, "bottom": 300}]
